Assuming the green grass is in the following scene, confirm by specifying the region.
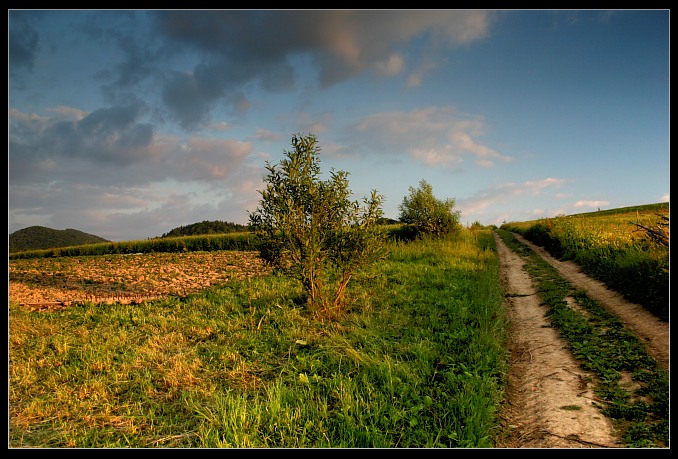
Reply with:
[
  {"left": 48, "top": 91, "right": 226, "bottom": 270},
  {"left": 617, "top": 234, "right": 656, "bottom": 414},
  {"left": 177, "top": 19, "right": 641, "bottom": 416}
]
[
  {"left": 9, "top": 229, "right": 509, "bottom": 448},
  {"left": 500, "top": 203, "right": 669, "bottom": 321}
]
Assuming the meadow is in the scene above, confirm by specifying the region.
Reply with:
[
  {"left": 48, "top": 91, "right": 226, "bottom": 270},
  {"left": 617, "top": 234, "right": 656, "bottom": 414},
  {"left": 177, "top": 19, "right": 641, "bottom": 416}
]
[
  {"left": 9, "top": 230, "right": 510, "bottom": 448},
  {"left": 8, "top": 205, "right": 670, "bottom": 448}
]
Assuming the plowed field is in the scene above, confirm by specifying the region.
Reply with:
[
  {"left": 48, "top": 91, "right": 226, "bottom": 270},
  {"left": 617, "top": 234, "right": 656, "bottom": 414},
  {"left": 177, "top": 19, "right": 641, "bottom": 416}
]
[{"left": 9, "top": 251, "right": 270, "bottom": 311}]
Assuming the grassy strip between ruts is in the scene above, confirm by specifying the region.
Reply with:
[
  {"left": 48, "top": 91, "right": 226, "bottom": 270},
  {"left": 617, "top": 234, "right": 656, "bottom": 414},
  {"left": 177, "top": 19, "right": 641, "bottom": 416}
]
[
  {"left": 9, "top": 229, "right": 509, "bottom": 448},
  {"left": 496, "top": 229, "right": 669, "bottom": 448}
]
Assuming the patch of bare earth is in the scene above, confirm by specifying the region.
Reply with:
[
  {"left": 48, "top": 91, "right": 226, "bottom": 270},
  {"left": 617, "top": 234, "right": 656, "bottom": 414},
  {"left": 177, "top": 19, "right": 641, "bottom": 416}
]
[{"left": 8, "top": 251, "right": 271, "bottom": 311}]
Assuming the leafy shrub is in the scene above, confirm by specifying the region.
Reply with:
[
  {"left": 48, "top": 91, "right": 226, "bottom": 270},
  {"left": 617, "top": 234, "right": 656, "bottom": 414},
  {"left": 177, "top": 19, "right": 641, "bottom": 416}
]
[
  {"left": 398, "top": 180, "right": 461, "bottom": 238},
  {"left": 248, "top": 133, "right": 386, "bottom": 317}
]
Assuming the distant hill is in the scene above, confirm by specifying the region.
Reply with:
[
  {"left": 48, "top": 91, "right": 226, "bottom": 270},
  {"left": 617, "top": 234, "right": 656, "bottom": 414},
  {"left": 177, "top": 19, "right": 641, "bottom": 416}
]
[
  {"left": 160, "top": 220, "right": 249, "bottom": 238},
  {"left": 9, "top": 226, "right": 110, "bottom": 253}
]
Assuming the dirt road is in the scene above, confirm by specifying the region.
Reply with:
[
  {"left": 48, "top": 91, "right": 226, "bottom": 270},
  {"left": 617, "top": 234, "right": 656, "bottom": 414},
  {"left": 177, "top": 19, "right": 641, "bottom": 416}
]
[
  {"left": 493, "top": 232, "right": 669, "bottom": 448},
  {"left": 511, "top": 233, "right": 669, "bottom": 371}
]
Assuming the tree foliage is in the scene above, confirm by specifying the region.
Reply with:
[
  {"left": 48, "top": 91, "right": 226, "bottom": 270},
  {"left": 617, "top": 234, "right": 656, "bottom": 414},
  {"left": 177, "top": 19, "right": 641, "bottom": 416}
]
[
  {"left": 248, "top": 133, "right": 386, "bottom": 317},
  {"left": 9, "top": 226, "right": 109, "bottom": 253},
  {"left": 160, "top": 220, "right": 248, "bottom": 238},
  {"left": 398, "top": 179, "right": 461, "bottom": 237}
]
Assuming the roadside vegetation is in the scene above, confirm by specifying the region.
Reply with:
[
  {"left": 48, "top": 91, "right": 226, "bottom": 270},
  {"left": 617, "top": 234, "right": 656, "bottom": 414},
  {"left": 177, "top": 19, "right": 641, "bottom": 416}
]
[
  {"left": 500, "top": 203, "right": 669, "bottom": 321},
  {"left": 496, "top": 229, "right": 668, "bottom": 447}
]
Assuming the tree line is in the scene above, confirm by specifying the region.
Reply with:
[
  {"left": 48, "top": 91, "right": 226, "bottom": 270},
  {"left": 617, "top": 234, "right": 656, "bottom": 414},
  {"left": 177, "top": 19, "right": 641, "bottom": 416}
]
[{"left": 160, "top": 220, "right": 249, "bottom": 238}]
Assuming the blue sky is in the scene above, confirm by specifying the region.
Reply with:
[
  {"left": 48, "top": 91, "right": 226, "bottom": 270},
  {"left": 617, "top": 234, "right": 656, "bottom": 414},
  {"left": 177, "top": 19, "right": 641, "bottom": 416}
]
[{"left": 9, "top": 10, "right": 669, "bottom": 241}]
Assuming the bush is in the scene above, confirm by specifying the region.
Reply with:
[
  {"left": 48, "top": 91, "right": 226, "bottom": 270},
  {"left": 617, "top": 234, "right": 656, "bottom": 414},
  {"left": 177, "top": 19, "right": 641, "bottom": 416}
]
[
  {"left": 398, "top": 179, "right": 461, "bottom": 238},
  {"left": 248, "top": 133, "right": 387, "bottom": 317}
]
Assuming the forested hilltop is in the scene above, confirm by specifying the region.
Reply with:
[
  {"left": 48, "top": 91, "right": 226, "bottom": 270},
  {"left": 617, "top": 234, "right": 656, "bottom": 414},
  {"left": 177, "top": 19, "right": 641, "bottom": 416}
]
[
  {"left": 9, "top": 226, "right": 110, "bottom": 253},
  {"left": 159, "top": 220, "right": 249, "bottom": 238}
]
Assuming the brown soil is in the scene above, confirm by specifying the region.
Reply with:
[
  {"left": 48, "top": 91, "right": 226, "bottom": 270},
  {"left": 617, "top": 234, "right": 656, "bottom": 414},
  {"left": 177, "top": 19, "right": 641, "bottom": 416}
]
[
  {"left": 494, "top": 232, "right": 669, "bottom": 448},
  {"left": 8, "top": 251, "right": 270, "bottom": 311}
]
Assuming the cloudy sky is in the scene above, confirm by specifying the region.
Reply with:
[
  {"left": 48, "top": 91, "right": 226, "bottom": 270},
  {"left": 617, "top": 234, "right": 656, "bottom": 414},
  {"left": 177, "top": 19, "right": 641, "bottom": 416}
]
[{"left": 9, "top": 10, "right": 669, "bottom": 241}]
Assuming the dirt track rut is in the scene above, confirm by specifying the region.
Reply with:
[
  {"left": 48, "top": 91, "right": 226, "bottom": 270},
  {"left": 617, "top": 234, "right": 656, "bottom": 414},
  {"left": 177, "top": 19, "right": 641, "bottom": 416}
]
[
  {"left": 510, "top": 233, "right": 669, "bottom": 372},
  {"left": 494, "top": 232, "right": 621, "bottom": 448}
]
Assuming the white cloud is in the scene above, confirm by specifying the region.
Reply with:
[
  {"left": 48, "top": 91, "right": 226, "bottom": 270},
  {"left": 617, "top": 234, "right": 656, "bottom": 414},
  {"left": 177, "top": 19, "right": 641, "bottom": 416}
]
[
  {"left": 247, "top": 128, "right": 282, "bottom": 143},
  {"left": 46, "top": 105, "right": 87, "bottom": 121},
  {"left": 176, "top": 138, "right": 252, "bottom": 180},
  {"left": 458, "top": 177, "right": 570, "bottom": 216},
  {"left": 375, "top": 53, "right": 404, "bottom": 76},
  {"left": 574, "top": 200, "right": 610, "bottom": 208},
  {"left": 350, "top": 107, "right": 512, "bottom": 167}
]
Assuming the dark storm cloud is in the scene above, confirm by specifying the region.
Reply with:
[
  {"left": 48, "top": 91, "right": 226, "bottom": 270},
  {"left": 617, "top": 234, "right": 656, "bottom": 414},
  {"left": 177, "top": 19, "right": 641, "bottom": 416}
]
[
  {"left": 9, "top": 104, "right": 155, "bottom": 183},
  {"left": 161, "top": 70, "right": 219, "bottom": 131},
  {"left": 151, "top": 10, "right": 492, "bottom": 130},
  {"left": 50, "top": 105, "right": 154, "bottom": 164},
  {"left": 8, "top": 11, "right": 41, "bottom": 83},
  {"left": 102, "top": 34, "right": 160, "bottom": 90}
]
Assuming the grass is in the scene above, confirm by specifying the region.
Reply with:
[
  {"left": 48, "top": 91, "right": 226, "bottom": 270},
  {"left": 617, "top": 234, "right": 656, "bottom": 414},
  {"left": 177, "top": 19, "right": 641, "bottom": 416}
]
[
  {"left": 496, "top": 229, "right": 669, "bottom": 448},
  {"left": 9, "top": 229, "right": 509, "bottom": 448},
  {"left": 501, "top": 203, "right": 669, "bottom": 321},
  {"left": 10, "top": 225, "right": 669, "bottom": 448}
]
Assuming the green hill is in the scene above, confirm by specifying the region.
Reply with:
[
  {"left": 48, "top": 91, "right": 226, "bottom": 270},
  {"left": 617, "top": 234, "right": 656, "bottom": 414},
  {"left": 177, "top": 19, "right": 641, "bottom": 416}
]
[
  {"left": 159, "top": 220, "right": 249, "bottom": 238},
  {"left": 8, "top": 226, "right": 110, "bottom": 253}
]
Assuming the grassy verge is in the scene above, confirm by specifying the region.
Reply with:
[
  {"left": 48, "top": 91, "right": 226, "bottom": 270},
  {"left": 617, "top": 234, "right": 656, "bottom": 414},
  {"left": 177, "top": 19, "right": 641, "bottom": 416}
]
[
  {"left": 496, "top": 229, "right": 668, "bottom": 448},
  {"left": 9, "top": 229, "right": 509, "bottom": 448}
]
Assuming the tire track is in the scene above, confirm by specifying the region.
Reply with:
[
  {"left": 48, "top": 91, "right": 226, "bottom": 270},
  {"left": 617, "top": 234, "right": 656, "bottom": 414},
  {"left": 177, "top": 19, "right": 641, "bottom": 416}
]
[
  {"left": 511, "top": 232, "right": 669, "bottom": 372},
  {"left": 494, "top": 232, "right": 620, "bottom": 448}
]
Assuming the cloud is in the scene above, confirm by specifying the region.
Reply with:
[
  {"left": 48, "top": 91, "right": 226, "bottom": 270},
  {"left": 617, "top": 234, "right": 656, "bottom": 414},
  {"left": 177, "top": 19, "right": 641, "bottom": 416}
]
[
  {"left": 9, "top": 106, "right": 258, "bottom": 186},
  {"left": 278, "top": 111, "right": 334, "bottom": 137},
  {"left": 151, "top": 10, "right": 493, "bottom": 129},
  {"left": 574, "top": 200, "right": 610, "bottom": 208},
  {"left": 9, "top": 104, "right": 156, "bottom": 184},
  {"left": 8, "top": 105, "right": 263, "bottom": 240},
  {"left": 375, "top": 53, "right": 405, "bottom": 76},
  {"left": 9, "top": 11, "right": 495, "bottom": 133},
  {"left": 246, "top": 128, "right": 283, "bottom": 143},
  {"left": 347, "top": 107, "right": 512, "bottom": 167},
  {"left": 8, "top": 11, "right": 41, "bottom": 81},
  {"left": 8, "top": 109, "right": 262, "bottom": 240},
  {"left": 175, "top": 138, "right": 252, "bottom": 180},
  {"left": 458, "top": 177, "right": 570, "bottom": 216}
]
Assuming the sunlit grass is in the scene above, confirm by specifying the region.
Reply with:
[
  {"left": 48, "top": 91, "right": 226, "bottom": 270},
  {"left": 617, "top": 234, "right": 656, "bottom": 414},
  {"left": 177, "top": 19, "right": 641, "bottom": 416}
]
[
  {"left": 501, "top": 203, "right": 669, "bottom": 320},
  {"left": 9, "top": 229, "right": 509, "bottom": 448}
]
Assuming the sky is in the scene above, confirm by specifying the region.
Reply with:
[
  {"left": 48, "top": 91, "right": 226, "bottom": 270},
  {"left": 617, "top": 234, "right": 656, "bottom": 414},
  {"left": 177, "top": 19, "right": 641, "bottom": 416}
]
[{"left": 8, "top": 9, "right": 670, "bottom": 242}]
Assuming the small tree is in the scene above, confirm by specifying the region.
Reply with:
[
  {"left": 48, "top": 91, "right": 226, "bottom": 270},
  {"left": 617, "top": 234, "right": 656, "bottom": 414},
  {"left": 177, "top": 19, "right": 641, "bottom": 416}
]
[
  {"left": 398, "top": 179, "right": 461, "bottom": 237},
  {"left": 248, "top": 133, "right": 386, "bottom": 317}
]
